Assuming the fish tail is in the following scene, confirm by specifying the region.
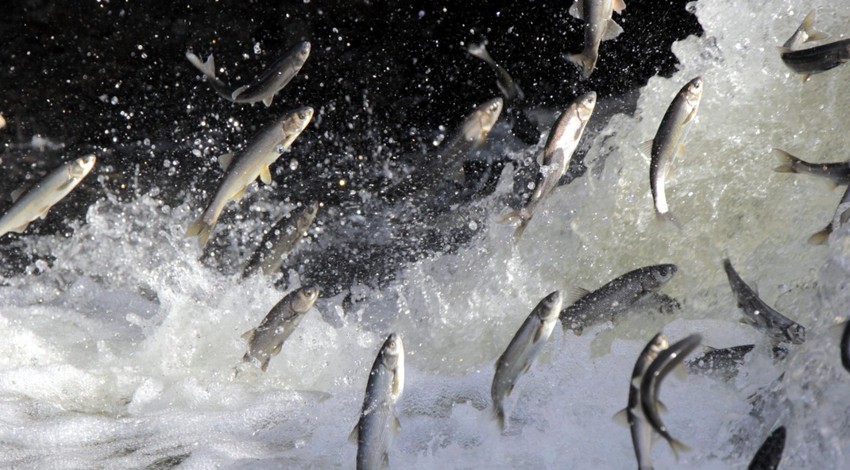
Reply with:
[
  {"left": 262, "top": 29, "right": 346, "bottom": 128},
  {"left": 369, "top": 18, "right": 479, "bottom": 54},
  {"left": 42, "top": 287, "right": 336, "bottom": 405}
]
[
  {"left": 772, "top": 148, "right": 800, "bottom": 173},
  {"left": 185, "top": 214, "right": 214, "bottom": 249},
  {"left": 467, "top": 42, "right": 495, "bottom": 65},
  {"left": 808, "top": 223, "right": 832, "bottom": 245},
  {"left": 567, "top": 53, "right": 595, "bottom": 79},
  {"left": 667, "top": 436, "right": 691, "bottom": 461},
  {"left": 800, "top": 10, "right": 829, "bottom": 43},
  {"left": 185, "top": 51, "right": 216, "bottom": 80},
  {"left": 512, "top": 216, "right": 531, "bottom": 243},
  {"left": 655, "top": 210, "right": 682, "bottom": 231}
]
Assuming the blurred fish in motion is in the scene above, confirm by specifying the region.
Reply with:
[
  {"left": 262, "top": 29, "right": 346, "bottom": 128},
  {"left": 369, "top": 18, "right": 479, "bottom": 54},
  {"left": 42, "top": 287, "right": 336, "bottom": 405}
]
[
  {"left": 748, "top": 426, "right": 786, "bottom": 470},
  {"left": 186, "top": 107, "right": 314, "bottom": 248},
  {"left": 567, "top": 0, "right": 626, "bottom": 78},
  {"left": 440, "top": 97, "right": 504, "bottom": 184},
  {"left": 350, "top": 333, "right": 405, "bottom": 470},
  {"left": 241, "top": 286, "right": 320, "bottom": 372},
  {"left": 808, "top": 184, "right": 850, "bottom": 245},
  {"left": 645, "top": 77, "right": 703, "bottom": 225},
  {"left": 722, "top": 259, "right": 806, "bottom": 345},
  {"left": 772, "top": 148, "right": 850, "bottom": 185},
  {"left": 491, "top": 291, "right": 563, "bottom": 430},
  {"left": 687, "top": 344, "right": 787, "bottom": 381},
  {"left": 467, "top": 41, "right": 524, "bottom": 102},
  {"left": 613, "top": 333, "right": 668, "bottom": 470},
  {"left": 501, "top": 92, "right": 596, "bottom": 241},
  {"left": 186, "top": 41, "right": 311, "bottom": 107},
  {"left": 241, "top": 202, "right": 319, "bottom": 278},
  {"left": 559, "top": 263, "right": 679, "bottom": 335},
  {"left": 0, "top": 154, "right": 96, "bottom": 238},
  {"left": 639, "top": 333, "right": 702, "bottom": 459}
]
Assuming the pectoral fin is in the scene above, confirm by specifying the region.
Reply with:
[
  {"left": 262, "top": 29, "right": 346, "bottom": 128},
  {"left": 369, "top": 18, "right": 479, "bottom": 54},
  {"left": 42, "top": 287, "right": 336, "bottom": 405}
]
[
  {"left": 612, "top": 0, "right": 626, "bottom": 13},
  {"left": 348, "top": 422, "right": 359, "bottom": 443},
  {"left": 231, "top": 85, "right": 249, "bottom": 100},
  {"left": 241, "top": 329, "right": 255, "bottom": 342},
  {"left": 568, "top": 0, "right": 583, "bottom": 19},
  {"left": 260, "top": 165, "right": 272, "bottom": 185},
  {"left": 612, "top": 408, "right": 629, "bottom": 427},
  {"left": 639, "top": 139, "right": 653, "bottom": 156},
  {"left": 271, "top": 342, "right": 283, "bottom": 356},
  {"left": 262, "top": 96, "right": 274, "bottom": 107},
  {"left": 603, "top": 20, "right": 624, "bottom": 41}
]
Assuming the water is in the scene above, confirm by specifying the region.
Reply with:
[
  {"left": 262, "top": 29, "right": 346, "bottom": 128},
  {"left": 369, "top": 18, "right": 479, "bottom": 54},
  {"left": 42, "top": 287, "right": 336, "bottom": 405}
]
[{"left": 2, "top": 0, "right": 850, "bottom": 468}]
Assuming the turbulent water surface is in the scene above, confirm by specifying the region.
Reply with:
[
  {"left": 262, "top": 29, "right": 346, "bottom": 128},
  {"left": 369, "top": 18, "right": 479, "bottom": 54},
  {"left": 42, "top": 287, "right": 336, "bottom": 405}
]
[{"left": 2, "top": 0, "right": 850, "bottom": 468}]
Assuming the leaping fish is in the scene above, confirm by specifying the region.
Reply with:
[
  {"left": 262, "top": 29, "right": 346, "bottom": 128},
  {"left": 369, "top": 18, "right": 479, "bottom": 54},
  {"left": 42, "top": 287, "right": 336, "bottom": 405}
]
[
  {"left": 0, "top": 154, "right": 96, "bottom": 238},
  {"left": 639, "top": 333, "right": 702, "bottom": 460},
  {"left": 350, "top": 333, "right": 405, "bottom": 470},
  {"left": 466, "top": 41, "right": 524, "bottom": 102},
  {"left": 646, "top": 77, "right": 703, "bottom": 225},
  {"left": 501, "top": 92, "right": 596, "bottom": 241},
  {"left": 186, "top": 41, "right": 311, "bottom": 107},
  {"left": 567, "top": 0, "right": 626, "bottom": 78},
  {"left": 491, "top": 291, "right": 562, "bottom": 430},
  {"left": 186, "top": 107, "right": 314, "bottom": 248}
]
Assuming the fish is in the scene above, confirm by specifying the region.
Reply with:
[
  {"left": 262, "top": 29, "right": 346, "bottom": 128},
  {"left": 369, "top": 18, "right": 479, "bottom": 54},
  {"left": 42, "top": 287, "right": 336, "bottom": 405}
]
[
  {"left": 567, "top": 0, "right": 626, "bottom": 78},
  {"left": 781, "top": 39, "right": 850, "bottom": 81},
  {"left": 467, "top": 41, "right": 524, "bottom": 102},
  {"left": 841, "top": 320, "right": 850, "bottom": 374},
  {"left": 639, "top": 333, "right": 702, "bottom": 459},
  {"left": 780, "top": 10, "right": 827, "bottom": 52},
  {"left": 722, "top": 258, "right": 806, "bottom": 345},
  {"left": 241, "top": 286, "right": 320, "bottom": 372},
  {"left": 491, "top": 291, "right": 563, "bottom": 430},
  {"left": 687, "top": 344, "right": 787, "bottom": 381},
  {"left": 186, "top": 41, "right": 311, "bottom": 107},
  {"left": 241, "top": 202, "right": 319, "bottom": 278},
  {"left": 350, "top": 333, "right": 405, "bottom": 470},
  {"left": 186, "top": 106, "right": 314, "bottom": 248},
  {"left": 440, "top": 97, "right": 504, "bottom": 184},
  {"left": 772, "top": 148, "right": 850, "bottom": 185},
  {"left": 502, "top": 92, "right": 596, "bottom": 241},
  {"left": 613, "top": 333, "right": 669, "bottom": 470},
  {"left": 809, "top": 184, "right": 850, "bottom": 245},
  {"left": 646, "top": 77, "right": 703, "bottom": 223},
  {"left": 0, "top": 154, "right": 96, "bottom": 238},
  {"left": 748, "top": 426, "right": 786, "bottom": 470},
  {"left": 559, "top": 263, "right": 679, "bottom": 335}
]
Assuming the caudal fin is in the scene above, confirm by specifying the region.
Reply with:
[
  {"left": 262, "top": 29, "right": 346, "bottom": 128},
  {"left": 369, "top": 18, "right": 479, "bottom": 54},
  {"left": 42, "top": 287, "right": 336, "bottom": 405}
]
[
  {"left": 667, "top": 436, "right": 691, "bottom": 461},
  {"left": 185, "top": 215, "right": 214, "bottom": 249},
  {"left": 799, "top": 10, "right": 829, "bottom": 44},
  {"left": 772, "top": 148, "right": 801, "bottom": 173},
  {"left": 185, "top": 51, "right": 216, "bottom": 79},
  {"left": 567, "top": 53, "right": 596, "bottom": 79}
]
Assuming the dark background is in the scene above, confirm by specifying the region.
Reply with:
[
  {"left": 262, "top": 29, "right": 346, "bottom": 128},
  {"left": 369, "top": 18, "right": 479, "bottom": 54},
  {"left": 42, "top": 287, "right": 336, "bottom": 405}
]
[{"left": 0, "top": 0, "right": 701, "bottom": 294}]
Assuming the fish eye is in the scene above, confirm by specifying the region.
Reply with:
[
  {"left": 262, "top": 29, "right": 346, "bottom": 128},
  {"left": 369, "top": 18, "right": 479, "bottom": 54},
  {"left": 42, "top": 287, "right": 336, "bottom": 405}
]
[{"left": 388, "top": 341, "right": 395, "bottom": 349}]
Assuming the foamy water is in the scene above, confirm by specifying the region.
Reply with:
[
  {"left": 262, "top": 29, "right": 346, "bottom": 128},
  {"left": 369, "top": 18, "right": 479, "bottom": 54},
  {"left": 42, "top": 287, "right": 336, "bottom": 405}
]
[{"left": 2, "top": 0, "right": 850, "bottom": 468}]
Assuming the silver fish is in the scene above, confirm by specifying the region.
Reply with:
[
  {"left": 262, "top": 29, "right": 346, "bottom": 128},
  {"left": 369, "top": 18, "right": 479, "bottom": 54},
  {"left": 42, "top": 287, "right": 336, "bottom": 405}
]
[
  {"left": 350, "top": 333, "right": 405, "bottom": 470},
  {"left": 186, "top": 41, "right": 311, "bottom": 107},
  {"left": 560, "top": 263, "right": 679, "bottom": 335},
  {"left": 722, "top": 258, "right": 806, "bottom": 345},
  {"left": 772, "top": 148, "right": 850, "bottom": 185},
  {"left": 491, "top": 291, "right": 563, "bottom": 430},
  {"left": 440, "top": 97, "right": 504, "bottom": 183},
  {"left": 614, "top": 333, "right": 668, "bottom": 470},
  {"left": 241, "top": 286, "right": 320, "bottom": 372},
  {"left": 647, "top": 77, "right": 703, "bottom": 222},
  {"left": 503, "top": 91, "right": 596, "bottom": 241},
  {"left": 639, "top": 333, "right": 702, "bottom": 460},
  {"left": 467, "top": 41, "right": 524, "bottom": 102},
  {"left": 687, "top": 344, "right": 787, "bottom": 381},
  {"left": 241, "top": 202, "right": 319, "bottom": 278},
  {"left": 186, "top": 107, "right": 314, "bottom": 248},
  {"left": 781, "top": 10, "right": 827, "bottom": 52},
  {"left": 749, "top": 426, "right": 786, "bottom": 470},
  {"left": 0, "top": 154, "right": 96, "bottom": 238},
  {"left": 567, "top": 0, "right": 626, "bottom": 78},
  {"left": 781, "top": 39, "right": 850, "bottom": 81}
]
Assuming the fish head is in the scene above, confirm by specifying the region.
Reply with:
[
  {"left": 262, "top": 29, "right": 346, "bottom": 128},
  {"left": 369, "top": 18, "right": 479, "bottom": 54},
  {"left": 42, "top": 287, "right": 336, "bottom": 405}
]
[
  {"left": 69, "top": 154, "right": 97, "bottom": 179},
  {"left": 281, "top": 106, "right": 315, "bottom": 137},
  {"left": 576, "top": 91, "right": 597, "bottom": 122},
  {"left": 647, "top": 263, "right": 678, "bottom": 288},
  {"left": 782, "top": 323, "right": 806, "bottom": 344},
  {"left": 477, "top": 97, "right": 504, "bottom": 137},
  {"left": 380, "top": 333, "right": 405, "bottom": 400},
  {"left": 685, "top": 77, "right": 704, "bottom": 107},
  {"left": 538, "top": 290, "right": 564, "bottom": 321},
  {"left": 294, "top": 41, "right": 311, "bottom": 65},
  {"left": 292, "top": 286, "right": 320, "bottom": 312}
]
